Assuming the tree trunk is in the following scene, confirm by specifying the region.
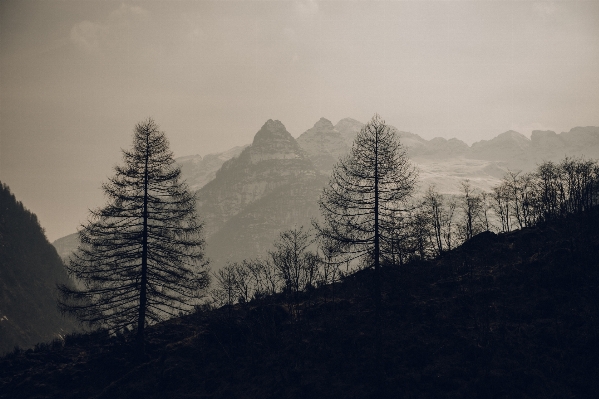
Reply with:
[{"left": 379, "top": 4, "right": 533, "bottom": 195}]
[{"left": 137, "top": 131, "right": 150, "bottom": 353}]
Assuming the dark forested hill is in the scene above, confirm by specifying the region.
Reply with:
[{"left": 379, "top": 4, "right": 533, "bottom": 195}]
[
  {"left": 0, "top": 183, "right": 79, "bottom": 355},
  {"left": 3, "top": 207, "right": 599, "bottom": 398}
]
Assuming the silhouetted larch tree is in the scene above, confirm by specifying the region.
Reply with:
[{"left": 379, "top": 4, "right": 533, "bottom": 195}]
[
  {"left": 317, "top": 113, "right": 417, "bottom": 332},
  {"left": 58, "top": 118, "right": 209, "bottom": 352}
]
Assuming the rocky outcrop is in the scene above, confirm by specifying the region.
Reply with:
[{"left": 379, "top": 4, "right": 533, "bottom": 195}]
[
  {"left": 196, "top": 119, "right": 315, "bottom": 235},
  {"left": 248, "top": 120, "right": 305, "bottom": 163},
  {"left": 557, "top": 126, "right": 599, "bottom": 158},
  {"left": 297, "top": 118, "right": 349, "bottom": 173}
]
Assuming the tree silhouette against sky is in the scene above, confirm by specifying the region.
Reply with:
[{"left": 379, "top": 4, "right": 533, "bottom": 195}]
[
  {"left": 317, "top": 113, "right": 417, "bottom": 324},
  {"left": 58, "top": 119, "right": 209, "bottom": 352}
]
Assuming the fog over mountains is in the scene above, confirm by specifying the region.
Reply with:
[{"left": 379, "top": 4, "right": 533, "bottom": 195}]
[{"left": 53, "top": 118, "right": 599, "bottom": 271}]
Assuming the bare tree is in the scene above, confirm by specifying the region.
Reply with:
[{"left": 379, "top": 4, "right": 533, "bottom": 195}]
[
  {"left": 491, "top": 183, "right": 511, "bottom": 233},
  {"left": 316, "top": 235, "right": 344, "bottom": 287},
  {"left": 58, "top": 119, "right": 209, "bottom": 352},
  {"left": 458, "top": 180, "right": 483, "bottom": 241},
  {"left": 442, "top": 196, "right": 458, "bottom": 251},
  {"left": 317, "top": 113, "right": 417, "bottom": 327},
  {"left": 504, "top": 171, "right": 536, "bottom": 229},
  {"left": 423, "top": 186, "right": 445, "bottom": 256},
  {"left": 269, "top": 227, "right": 318, "bottom": 319},
  {"left": 211, "top": 264, "right": 237, "bottom": 309},
  {"left": 234, "top": 261, "right": 253, "bottom": 304},
  {"left": 408, "top": 204, "right": 433, "bottom": 260},
  {"left": 478, "top": 191, "right": 493, "bottom": 232}
]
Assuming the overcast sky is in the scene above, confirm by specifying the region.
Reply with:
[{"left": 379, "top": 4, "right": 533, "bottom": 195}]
[{"left": 1, "top": 0, "right": 598, "bottom": 241}]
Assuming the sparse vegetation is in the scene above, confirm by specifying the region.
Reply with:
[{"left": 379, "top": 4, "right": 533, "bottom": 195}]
[
  {"left": 2, "top": 111, "right": 599, "bottom": 398},
  {"left": 2, "top": 206, "right": 599, "bottom": 398}
]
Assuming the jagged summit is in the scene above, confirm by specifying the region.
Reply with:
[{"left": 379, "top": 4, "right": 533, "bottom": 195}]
[
  {"left": 249, "top": 119, "right": 303, "bottom": 163},
  {"left": 252, "top": 119, "right": 293, "bottom": 145},
  {"left": 194, "top": 119, "right": 318, "bottom": 267},
  {"left": 531, "top": 130, "right": 562, "bottom": 149},
  {"left": 297, "top": 117, "right": 338, "bottom": 140},
  {"left": 297, "top": 117, "right": 348, "bottom": 173},
  {"left": 313, "top": 117, "right": 335, "bottom": 130}
]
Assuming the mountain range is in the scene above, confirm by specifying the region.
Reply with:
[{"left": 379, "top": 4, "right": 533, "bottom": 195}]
[{"left": 53, "top": 118, "right": 599, "bottom": 271}]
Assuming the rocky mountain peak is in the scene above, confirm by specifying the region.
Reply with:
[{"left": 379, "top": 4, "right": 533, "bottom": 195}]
[
  {"left": 297, "top": 117, "right": 348, "bottom": 173},
  {"left": 298, "top": 117, "right": 338, "bottom": 140},
  {"left": 531, "top": 130, "right": 561, "bottom": 148},
  {"left": 249, "top": 120, "right": 303, "bottom": 163},
  {"left": 252, "top": 119, "right": 293, "bottom": 146},
  {"left": 497, "top": 130, "right": 530, "bottom": 143},
  {"left": 313, "top": 117, "right": 335, "bottom": 131},
  {"left": 335, "top": 118, "right": 364, "bottom": 146}
]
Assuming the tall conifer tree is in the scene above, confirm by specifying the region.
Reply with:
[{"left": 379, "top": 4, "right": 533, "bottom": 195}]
[{"left": 59, "top": 119, "right": 209, "bottom": 350}]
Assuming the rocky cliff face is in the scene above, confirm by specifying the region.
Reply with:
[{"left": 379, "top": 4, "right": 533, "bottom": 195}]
[
  {"left": 559, "top": 126, "right": 599, "bottom": 154},
  {"left": 248, "top": 120, "right": 305, "bottom": 163},
  {"left": 296, "top": 118, "right": 349, "bottom": 173},
  {"left": 195, "top": 120, "right": 323, "bottom": 269}
]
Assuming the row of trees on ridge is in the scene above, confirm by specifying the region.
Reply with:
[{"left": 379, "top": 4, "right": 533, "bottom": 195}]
[
  {"left": 211, "top": 158, "right": 599, "bottom": 308},
  {"left": 58, "top": 115, "right": 599, "bottom": 353}
]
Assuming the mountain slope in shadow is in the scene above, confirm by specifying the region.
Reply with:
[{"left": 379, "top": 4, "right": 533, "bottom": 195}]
[
  {"left": 0, "top": 183, "right": 78, "bottom": 355},
  {"left": 3, "top": 208, "right": 599, "bottom": 398}
]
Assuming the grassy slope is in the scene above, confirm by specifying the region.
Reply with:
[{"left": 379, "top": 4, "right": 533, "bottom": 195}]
[{"left": 1, "top": 210, "right": 599, "bottom": 399}]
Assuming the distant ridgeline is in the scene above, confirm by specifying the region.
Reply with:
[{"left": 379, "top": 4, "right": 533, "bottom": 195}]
[
  {"left": 0, "top": 182, "right": 79, "bottom": 354},
  {"left": 53, "top": 119, "right": 599, "bottom": 272}
]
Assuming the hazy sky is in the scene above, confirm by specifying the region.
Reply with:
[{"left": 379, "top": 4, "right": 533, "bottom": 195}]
[{"left": 1, "top": 0, "right": 598, "bottom": 241}]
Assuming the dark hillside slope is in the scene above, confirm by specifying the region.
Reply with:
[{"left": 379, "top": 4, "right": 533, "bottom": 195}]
[
  {"left": 2, "top": 209, "right": 599, "bottom": 398},
  {"left": 0, "top": 183, "right": 78, "bottom": 355}
]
